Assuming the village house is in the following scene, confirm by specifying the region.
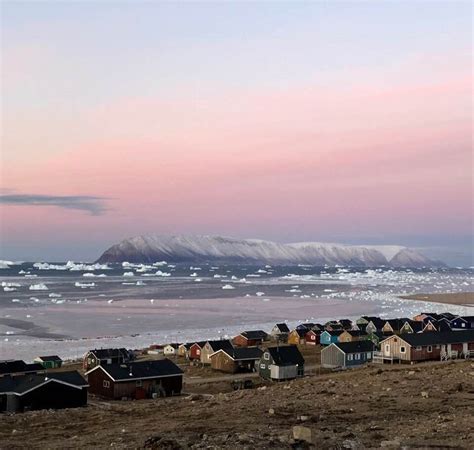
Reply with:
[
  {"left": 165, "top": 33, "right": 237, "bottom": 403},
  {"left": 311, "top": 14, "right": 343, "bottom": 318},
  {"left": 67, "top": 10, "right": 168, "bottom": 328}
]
[
  {"left": 304, "top": 329, "right": 320, "bottom": 345},
  {"left": 0, "top": 371, "right": 88, "bottom": 413},
  {"left": 366, "top": 331, "right": 389, "bottom": 349},
  {"left": 259, "top": 345, "right": 305, "bottom": 381},
  {"left": 163, "top": 344, "right": 180, "bottom": 356},
  {"left": 210, "top": 347, "right": 263, "bottom": 373},
  {"left": 377, "top": 330, "right": 474, "bottom": 364},
  {"left": 382, "top": 318, "right": 412, "bottom": 334},
  {"left": 320, "top": 330, "right": 344, "bottom": 346},
  {"left": 365, "top": 318, "right": 387, "bottom": 334},
  {"left": 178, "top": 343, "right": 192, "bottom": 358},
  {"left": 287, "top": 328, "right": 307, "bottom": 345},
  {"left": 233, "top": 330, "right": 268, "bottom": 347},
  {"left": 188, "top": 342, "right": 207, "bottom": 360},
  {"left": 399, "top": 320, "right": 424, "bottom": 334},
  {"left": 83, "top": 348, "right": 132, "bottom": 371},
  {"left": 0, "top": 360, "right": 44, "bottom": 377},
  {"left": 338, "top": 330, "right": 367, "bottom": 343},
  {"left": 450, "top": 316, "right": 474, "bottom": 330},
  {"left": 86, "top": 359, "right": 183, "bottom": 400},
  {"left": 270, "top": 323, "right": 290, "bottom": 341},
  {"left": 324, "top": 321, "right": 344, "bottom": 332},
  {"left": 338, "top": 319, "right": 354, "bottom": 330},
  {"left": 33, "top": 355, "right": 63, "bottom": 370},
  {"left": 200, "top": 340, "right": 234, "bottom": 365},
  {"left": 321, "top": 340, "right": 375, "bottom": 369}
]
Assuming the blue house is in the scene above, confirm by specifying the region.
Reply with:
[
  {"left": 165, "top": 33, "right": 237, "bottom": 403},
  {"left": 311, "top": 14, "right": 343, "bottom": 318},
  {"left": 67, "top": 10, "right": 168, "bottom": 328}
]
[
  {"left": 450, "top": 316, "right": 474, "bottom": 330},
  {"left": 320, "top": 330, "right": 344, "bottom": 346},
  {"left": 321, "top": 340, "right": 375, "bottom": 369}
]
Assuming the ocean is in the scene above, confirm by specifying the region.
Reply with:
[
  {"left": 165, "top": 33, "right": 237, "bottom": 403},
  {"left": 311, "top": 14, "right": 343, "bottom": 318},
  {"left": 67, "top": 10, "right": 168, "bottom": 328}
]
[{"left": 0, "top": 261, "right": 472, "bottom": 361}]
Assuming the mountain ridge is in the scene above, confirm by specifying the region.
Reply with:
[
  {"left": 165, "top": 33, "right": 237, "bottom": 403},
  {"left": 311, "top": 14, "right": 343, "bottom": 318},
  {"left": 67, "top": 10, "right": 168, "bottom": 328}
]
[{"left": 95, "top": 234, "right": 445, "bottom": 268}]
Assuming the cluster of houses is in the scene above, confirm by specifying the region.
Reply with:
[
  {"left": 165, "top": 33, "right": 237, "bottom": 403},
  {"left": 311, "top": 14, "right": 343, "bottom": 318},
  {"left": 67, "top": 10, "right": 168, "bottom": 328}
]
[{"left": 1, "top": 311, "right": 473, "bottom": 414}]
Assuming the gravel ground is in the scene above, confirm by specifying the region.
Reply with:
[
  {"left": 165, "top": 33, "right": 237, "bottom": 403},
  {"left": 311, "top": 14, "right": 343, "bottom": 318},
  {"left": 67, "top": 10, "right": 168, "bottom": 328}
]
[{"left": 1, "top": 360, "right": 473, "bottom": 449}]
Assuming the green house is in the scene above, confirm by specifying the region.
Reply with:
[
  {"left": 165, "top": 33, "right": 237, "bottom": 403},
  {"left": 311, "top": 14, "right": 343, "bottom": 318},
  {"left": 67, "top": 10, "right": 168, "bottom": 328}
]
[{"left": 34, "top": 355, "right": 63, "bottom": 369}]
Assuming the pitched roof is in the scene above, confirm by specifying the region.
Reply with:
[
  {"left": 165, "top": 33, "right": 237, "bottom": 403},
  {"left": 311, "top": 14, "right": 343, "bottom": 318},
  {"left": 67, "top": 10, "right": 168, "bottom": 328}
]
[
  {"left": 36, "top": 355, "right": 62, "bottom": 362},
  {"left": 213, "top": 347, "right": 263, "bottom": 361},
  {"left": 0, "top": 360, "right": 43, "bottom": 376},
  {"left": 333, "top": 340, "right": 375, "bottom": 353},
  {"left": 385, "top": 330, "right": 474, "bottom": 347},
  {"left": 88, "top": 348, "right": 130, "bottom": 359},
  {"left": 207, "top": 340, "right": 234, "bottom": 352},
  {"left": 344, "top": 330, "right": 368, "bottom": 337},
  {"left": 385, "top": 318, "right": 411, "bottom": 331},
  {"left": 240, "top": 330, "right": 268, "bottom": 340},
  {"left": 87, "top": 359, "right": 183, "bottom": 381},
  {"left": 266, "top": 345, "right": 304, "bottom": 366},
  {"left": 274, "top": 323, "right": 290, "bottom": 333},
  {"left": 0, "top": 371, "right": 88, "bottom": 395},
  {"left": 322, "top": 329, "right": 344, "bottom": 336},
  {"left": 367, "top": 318, "right": 386, "bottom": 329}
]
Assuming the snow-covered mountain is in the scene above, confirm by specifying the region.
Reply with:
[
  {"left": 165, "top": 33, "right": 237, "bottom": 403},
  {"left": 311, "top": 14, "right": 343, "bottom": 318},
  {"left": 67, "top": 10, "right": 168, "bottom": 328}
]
[{"left": 96, "top": 235, "right": 443, "bottom": 268}]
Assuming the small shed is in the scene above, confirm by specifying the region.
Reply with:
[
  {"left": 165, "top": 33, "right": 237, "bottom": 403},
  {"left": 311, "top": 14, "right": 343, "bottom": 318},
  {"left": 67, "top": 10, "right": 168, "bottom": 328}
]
[
  {"left": 34, "top": 355, "right": 63, "bottom": 369},
  {"left": 321, "top": 341, "right": 374, "bottom": 369},
  {"left": 259, "top": 345, "right": 304, "bottom": 381}
]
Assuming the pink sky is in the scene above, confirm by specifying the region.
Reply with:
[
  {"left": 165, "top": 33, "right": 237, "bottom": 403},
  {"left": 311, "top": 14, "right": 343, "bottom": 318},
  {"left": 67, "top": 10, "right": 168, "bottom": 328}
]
[{"left": 1, "top": 3, "right": 472, "bottom": 262}]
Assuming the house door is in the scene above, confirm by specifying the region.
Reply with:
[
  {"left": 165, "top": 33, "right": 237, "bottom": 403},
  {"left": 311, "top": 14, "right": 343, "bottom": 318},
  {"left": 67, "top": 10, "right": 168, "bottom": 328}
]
[{"left": 384, "top": 343, "right": 391, "bottom": 357}]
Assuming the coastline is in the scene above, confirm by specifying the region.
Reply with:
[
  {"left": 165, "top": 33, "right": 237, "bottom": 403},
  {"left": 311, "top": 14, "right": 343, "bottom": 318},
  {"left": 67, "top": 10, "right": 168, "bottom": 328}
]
[{"left": 399, "top": 292, "right": 474, "bottom": 307}]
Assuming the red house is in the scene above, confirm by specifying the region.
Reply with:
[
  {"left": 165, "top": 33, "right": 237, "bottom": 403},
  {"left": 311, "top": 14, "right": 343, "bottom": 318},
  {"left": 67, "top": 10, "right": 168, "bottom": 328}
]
[
  {"left": 233, "top": 330, "right": 268, "bottom": 347},
  {"left": 188, "top": 341, "right": 206, "bottom": 360},
  {"left": 305, "top": 330, "right": 320, "bottom": 345}
]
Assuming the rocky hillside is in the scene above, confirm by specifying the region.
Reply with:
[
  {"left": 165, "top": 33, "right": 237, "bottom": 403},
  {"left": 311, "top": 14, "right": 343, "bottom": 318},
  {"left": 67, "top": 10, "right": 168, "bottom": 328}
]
[{"left": 96, "top": 234, "right": 442, "bottom": 268}]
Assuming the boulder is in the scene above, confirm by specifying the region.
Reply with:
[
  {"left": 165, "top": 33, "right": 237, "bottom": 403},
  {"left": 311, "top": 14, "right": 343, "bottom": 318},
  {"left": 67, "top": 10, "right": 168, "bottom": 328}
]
[{"left": 293, "top": 425, "right": 313, "bottom": 444}]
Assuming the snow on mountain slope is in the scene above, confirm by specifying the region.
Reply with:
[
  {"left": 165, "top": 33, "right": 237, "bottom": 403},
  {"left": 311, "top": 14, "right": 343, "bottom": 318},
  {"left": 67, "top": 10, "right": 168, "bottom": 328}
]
[{"left": 96, "top": 235, "right": 442, "bottom": 267}]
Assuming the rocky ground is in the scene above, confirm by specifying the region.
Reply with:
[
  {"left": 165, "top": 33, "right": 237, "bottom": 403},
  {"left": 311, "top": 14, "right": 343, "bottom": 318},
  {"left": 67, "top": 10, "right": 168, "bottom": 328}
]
[{"left": 1, "top": 360, "right": 473, "bottom": 449}]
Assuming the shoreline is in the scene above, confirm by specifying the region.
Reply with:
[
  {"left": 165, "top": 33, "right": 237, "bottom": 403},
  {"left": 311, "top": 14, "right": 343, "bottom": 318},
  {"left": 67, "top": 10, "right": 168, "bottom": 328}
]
[{"left": 399, "top": 292, "right": 474, "bottom": 307}]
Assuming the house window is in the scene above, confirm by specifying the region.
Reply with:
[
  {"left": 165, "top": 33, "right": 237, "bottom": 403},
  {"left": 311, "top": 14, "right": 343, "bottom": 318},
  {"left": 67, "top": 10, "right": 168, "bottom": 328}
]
[
  {"left": 385, "top": 345, "right": 389, "bottom": 353},
  {"left": 136, "top": 380, "right": 143, "bottom": 387},
  {"left": 311, "top": 335, "right": 315, "bottom": 340},
  {"left": 366, "top": 352, "right": 372, "bottom": 359},
  {"left": 461, "top": 323, "right": 465, "bottom": 328},
  {"left": 196, "top": 349, "right": 200, "bottom": 355},
  {"left": 427, "top": 346, "right": 432, "bottom": 352},
  {"left": 400, "top": 346, "right": 406, "bottom": 354},
  {"left": 416, "top": 346, "right": 422, "bottom": 351},
  {"left": 355, "top": 353, "right": 360, "bottom": 360},
  {"left": 348, "top": 354, "right": 353, "bottom": 361},
  {"left": 103, "top": 380, "right": 110, "bottom": 388},
  {"left": 264, "top": 353, "right": 270, "bottom": 360},
  {"left": 260, "top": 363, "right": 266, "bottom": 369}
]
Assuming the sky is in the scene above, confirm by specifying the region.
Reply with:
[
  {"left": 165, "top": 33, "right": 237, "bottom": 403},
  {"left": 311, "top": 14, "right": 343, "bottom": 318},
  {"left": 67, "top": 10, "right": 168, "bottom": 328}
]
[{"left": 0, "top": 1, "right": 472, "bottom": 265}]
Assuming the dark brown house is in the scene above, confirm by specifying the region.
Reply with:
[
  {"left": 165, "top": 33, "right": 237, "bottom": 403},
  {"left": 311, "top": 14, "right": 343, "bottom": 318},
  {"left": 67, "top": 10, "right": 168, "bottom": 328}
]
[
  {"left": 210, "top": 347, "right": 263, "bottom": 373},
  {"left": 0, "top": 360, "right": 44, "bottom": 377},
  {"left": 0, "top": 371, "right": 88, "bottom": 413},
  {"left": 86, "top": 359, "right": 183, "bottom": 400},
  {"left": 233, "top": 330, "right": 268, "bottom": 347}
]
